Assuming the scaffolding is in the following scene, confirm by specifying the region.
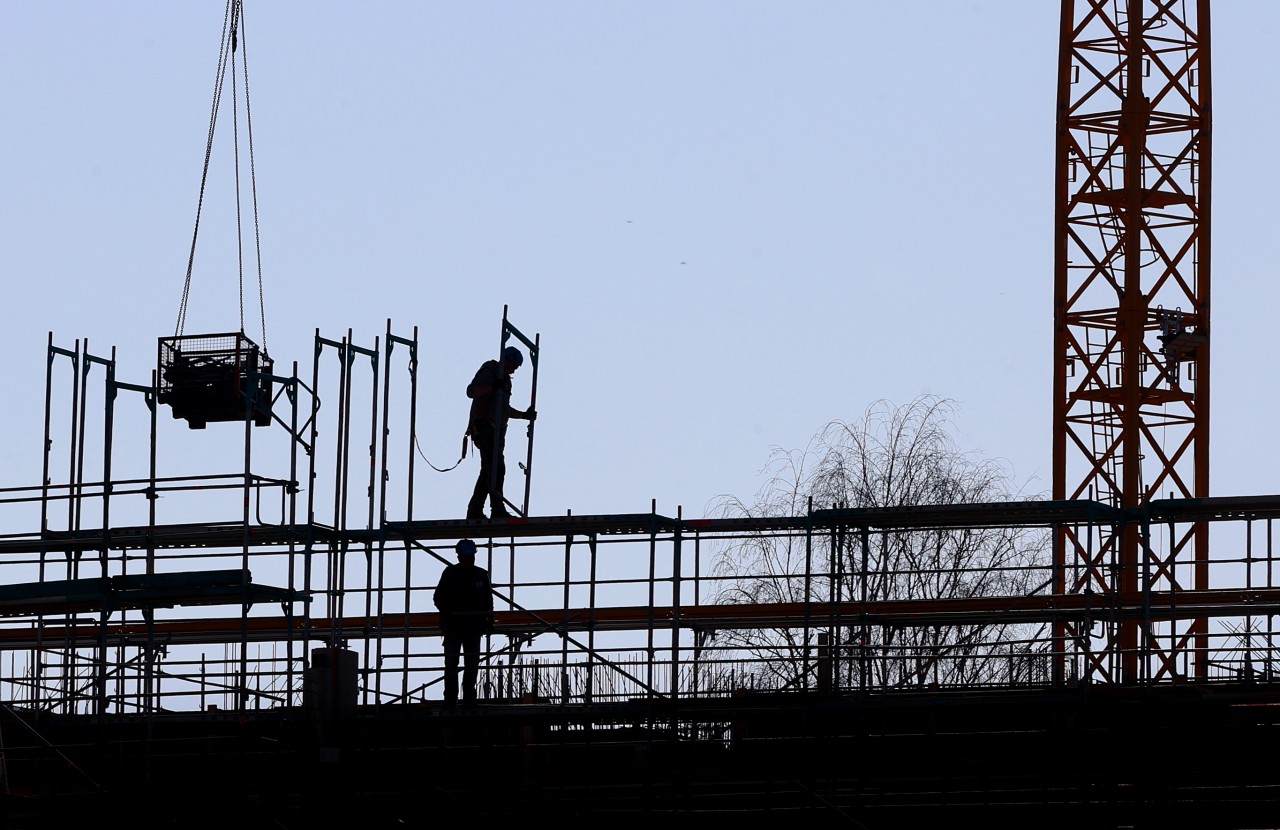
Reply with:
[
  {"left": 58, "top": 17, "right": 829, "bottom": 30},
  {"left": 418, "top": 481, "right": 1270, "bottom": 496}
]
[
  {"left": 2, "top": 321, "right": 1280, "bottom": 824},
  {"left": 4, "top": 322, "right": 1280, "bottom": 720}
]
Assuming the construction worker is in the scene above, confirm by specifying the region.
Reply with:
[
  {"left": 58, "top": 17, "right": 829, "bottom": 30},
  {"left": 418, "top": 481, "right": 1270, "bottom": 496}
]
[
  {"left": 465, "top": 345, "right": 535, "bottom": 521},
  {"left": 433, "top": 538, "right": 494, "bottom": 709}
]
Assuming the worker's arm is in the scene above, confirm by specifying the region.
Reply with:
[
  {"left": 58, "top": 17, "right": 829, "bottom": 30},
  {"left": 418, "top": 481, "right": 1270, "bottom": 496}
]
[
  {"left": 483, "top": 572, "right": 495, "bottom": 633},
  {"left": 433, "top": 568, "right": 453, "bottom": 612}
]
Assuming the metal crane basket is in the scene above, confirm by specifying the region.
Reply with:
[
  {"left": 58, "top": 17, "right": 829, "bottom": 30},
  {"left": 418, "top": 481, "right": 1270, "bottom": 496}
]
[{"left": 158, "top": 333, "right": 273, "bottom": 429}]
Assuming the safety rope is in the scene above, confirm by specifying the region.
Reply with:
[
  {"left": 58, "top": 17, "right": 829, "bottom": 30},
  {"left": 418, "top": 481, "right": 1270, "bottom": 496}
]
[{"left": 414, "top": 431, "right": 469, "bottom": 473}]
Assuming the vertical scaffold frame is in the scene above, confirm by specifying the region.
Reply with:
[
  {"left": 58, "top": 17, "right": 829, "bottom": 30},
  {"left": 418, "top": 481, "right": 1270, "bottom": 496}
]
[{"left": 493, "top": 305, "right": 540, "bottom": 519}]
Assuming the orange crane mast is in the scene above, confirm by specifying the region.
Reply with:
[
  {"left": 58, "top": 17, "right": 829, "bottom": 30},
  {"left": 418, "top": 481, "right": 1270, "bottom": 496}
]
[{"left": 1054, "top": 0, "right": 1211, "bottom": 682}]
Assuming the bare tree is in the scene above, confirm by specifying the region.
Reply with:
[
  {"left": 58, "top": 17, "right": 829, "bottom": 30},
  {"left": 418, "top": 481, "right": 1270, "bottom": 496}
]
[{"left": 704, "top": 396, "right": 1051, "bottom": 693}]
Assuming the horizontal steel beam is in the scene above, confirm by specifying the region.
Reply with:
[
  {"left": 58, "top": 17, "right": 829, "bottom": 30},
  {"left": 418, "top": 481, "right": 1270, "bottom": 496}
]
[{"left": 6, "top": 587, "right": 1278, "bottom": 650}]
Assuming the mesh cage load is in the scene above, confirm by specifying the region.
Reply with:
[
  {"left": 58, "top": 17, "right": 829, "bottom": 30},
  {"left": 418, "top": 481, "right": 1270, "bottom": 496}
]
[{"left": 157, "top": 333, "right": 274, "bottom": 429}]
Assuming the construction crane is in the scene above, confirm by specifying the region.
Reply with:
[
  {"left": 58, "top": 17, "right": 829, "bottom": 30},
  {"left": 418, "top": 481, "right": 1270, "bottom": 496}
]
[{"left": 1054, "top": 0, "right": 1210, "bottom": 682}]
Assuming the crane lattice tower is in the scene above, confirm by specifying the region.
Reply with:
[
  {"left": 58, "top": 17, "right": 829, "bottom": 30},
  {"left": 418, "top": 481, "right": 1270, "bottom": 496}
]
[{"left": 1054, "top": 0, "right": 1210, "bottom": 682}]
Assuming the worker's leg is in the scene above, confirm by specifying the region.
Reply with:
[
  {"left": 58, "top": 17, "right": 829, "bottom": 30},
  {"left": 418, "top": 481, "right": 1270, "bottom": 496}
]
[
  {"left": 467, "top": 423, "right": 495, "bottom": 519},
  {"left": 488, "top": 435, "right": 508, "bottom": 516},
  {"left": 442, "top": 631, "right": 461, "bottom": 707},
  {"left": 461, "top": 631, "right": 482, "bottom": 706}
]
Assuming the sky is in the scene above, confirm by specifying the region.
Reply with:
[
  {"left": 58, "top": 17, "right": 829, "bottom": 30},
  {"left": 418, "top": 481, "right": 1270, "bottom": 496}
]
[{"left": 3, "top": 1, "right": 1280, "bottom": 533}]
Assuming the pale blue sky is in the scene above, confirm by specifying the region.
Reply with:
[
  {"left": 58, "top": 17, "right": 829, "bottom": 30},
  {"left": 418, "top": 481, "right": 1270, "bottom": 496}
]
[{"left": 3, "top": 2, "right": 1279, "bottom": 529}]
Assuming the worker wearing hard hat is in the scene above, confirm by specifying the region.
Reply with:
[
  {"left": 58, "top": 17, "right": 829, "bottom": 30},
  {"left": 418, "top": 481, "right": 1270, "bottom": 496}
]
[
  {"left": 465, "top": 345, "right": 535, "bottom": 521},
  {"left": 433, "top": 538, "right": 494, "bottom": 709}
]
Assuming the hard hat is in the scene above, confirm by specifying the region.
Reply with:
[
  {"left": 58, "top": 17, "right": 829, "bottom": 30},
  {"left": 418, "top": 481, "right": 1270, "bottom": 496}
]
[
  {"left": 502, "top": 345, "right": 523, "bottom": 367},
  {"left": 456, "top": 539, "right": 477, "bottom": 558}
]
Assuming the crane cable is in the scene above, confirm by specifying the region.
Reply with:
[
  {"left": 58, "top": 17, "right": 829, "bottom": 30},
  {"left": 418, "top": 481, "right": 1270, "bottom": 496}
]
[{"left": 175, "top": 0, "right": 269, "bottom": 355}]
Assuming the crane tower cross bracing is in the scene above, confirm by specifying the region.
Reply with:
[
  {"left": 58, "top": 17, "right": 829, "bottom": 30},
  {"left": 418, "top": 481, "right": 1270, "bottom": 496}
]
[{"left": 1053, "top": 0, "right": 1211, "bottom": 682}]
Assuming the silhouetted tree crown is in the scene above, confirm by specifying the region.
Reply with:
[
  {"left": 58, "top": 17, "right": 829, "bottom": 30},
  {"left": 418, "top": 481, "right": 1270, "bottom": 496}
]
[{"left": 704, "top": 396, "right": 1050, "bottom": 691}]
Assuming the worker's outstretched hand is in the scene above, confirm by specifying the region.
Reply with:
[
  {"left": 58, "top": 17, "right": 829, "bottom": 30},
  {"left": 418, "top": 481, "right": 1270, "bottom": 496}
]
[{"left": 525, "top": 408, "right": 537, "bottom": 422}]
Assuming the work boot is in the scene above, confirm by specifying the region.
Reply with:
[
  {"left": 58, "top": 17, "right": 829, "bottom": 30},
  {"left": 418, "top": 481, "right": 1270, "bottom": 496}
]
[
  {"left": 466, "top": 506, "right": 485, "bottom": 521},
  {"left": 489, "top": 506, "right": 512, "bottom": 521}
]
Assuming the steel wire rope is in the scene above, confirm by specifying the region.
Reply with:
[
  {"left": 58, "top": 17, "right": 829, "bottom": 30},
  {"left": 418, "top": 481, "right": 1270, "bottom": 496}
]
[
  {"left": 227, "top": 6, "right": 269, "bottom": 350},
  {"left": 230, "top": 22, "right": 245, "bottom": 336},
  {"left": 238, "top": 11, "right": 269, "bottom": 355},
  {"left": 174, "top": 0, "right": 269, "bottom": 353},
  {"left": 175, "top": 0, "right": 236, "bottom": 338}
]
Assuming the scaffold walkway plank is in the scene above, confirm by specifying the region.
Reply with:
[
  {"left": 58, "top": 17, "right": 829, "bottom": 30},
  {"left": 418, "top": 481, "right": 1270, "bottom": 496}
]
[
  {"left": 0, "top": 568, "right": 306, "bottom": 618},
  {"left": 16, "top": 496, "right": 1268, "bottom": 556}
]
